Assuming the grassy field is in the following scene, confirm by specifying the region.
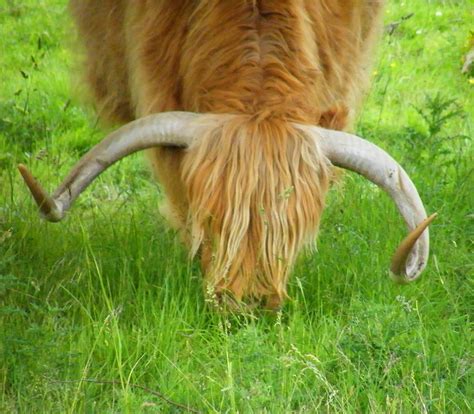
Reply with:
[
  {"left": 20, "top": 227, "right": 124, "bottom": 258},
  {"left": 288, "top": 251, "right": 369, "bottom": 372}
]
[{"left": 1, "top": 1, "right": 473, "bottom": 412}]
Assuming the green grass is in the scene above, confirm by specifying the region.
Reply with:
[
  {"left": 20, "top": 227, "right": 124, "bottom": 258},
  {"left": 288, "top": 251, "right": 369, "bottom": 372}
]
[{"left": 1, "top": 1, "right": 473, "bottom": 412}]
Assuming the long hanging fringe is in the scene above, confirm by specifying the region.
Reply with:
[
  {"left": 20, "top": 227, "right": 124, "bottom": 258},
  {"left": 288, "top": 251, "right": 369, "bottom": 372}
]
[{"left": 182, "top": 114, "right": 329, "bottom": 307}]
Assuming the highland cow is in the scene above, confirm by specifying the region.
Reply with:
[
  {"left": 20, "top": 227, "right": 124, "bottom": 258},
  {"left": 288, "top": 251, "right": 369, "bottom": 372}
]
[{"left": 19, "top": 1, "right": 435, "bottom": 309}]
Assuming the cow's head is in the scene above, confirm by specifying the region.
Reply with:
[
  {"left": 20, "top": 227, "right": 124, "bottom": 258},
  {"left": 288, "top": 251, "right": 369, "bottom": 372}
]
[{"left": 19, "top": 112, "right": 435, "bottom": 308}]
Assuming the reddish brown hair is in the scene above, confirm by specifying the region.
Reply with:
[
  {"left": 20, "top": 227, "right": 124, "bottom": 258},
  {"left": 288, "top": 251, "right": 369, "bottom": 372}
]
[{"left": 70, "top": 0, "right": 385, "bottom": 308}]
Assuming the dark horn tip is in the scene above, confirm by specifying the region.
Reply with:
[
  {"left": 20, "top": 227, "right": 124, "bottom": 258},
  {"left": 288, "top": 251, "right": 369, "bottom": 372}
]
[
  {"left": 390, "top": 212, "right": 438, "bottom": 280},
  {"left": 17, "top": 163, "right": 63, "bottom": 222}
]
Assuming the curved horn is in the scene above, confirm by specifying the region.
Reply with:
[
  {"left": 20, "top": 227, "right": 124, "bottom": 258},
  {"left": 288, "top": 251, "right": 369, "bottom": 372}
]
[
  {"left": 19, "top": 111, "right": 200, "bottom": 222},
  {"left": 297, "top": 124, "right": 436, "bottom": 283}
]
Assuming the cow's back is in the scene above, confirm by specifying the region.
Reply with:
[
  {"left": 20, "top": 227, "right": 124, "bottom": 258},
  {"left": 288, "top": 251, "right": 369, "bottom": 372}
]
[{"left": 70, "top": 0, "right": 384, "bottom": 128}]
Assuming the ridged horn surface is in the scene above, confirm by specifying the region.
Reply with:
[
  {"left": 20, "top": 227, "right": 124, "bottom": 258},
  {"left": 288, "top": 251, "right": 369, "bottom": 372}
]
[
  {"left": 19, "top": 111, "right": 201, "bottom": 221},
  {"left": 296, "top": 124, "right": 435, "bottom": 282}
]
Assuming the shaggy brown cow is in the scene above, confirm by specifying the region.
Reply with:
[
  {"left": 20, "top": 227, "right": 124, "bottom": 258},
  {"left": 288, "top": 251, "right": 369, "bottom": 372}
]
[{"left": 19, "top": 1, "right": 435, "bottom": 309}]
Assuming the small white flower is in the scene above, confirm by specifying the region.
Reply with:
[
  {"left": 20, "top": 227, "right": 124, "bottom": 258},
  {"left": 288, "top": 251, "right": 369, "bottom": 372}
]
[
  {"left": 416, "top": 29, "right": 423, "bottom": 35},
  {"left": 435, "top": 11, "right": 443, "bottom": 17}
]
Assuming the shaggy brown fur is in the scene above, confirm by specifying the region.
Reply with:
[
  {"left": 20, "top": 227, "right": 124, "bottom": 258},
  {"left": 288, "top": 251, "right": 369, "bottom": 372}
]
[{"left": 70, "top": 0, "right": 385, "bottom": 308}]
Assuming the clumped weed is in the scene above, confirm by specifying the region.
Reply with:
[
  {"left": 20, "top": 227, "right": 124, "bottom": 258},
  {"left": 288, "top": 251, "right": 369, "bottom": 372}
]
[{"left": 402, "top": 94, "right": 469, "bottom": 168}]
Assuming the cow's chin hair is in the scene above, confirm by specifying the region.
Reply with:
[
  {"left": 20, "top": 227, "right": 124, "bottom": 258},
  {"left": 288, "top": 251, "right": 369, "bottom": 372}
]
[{"left": 182, "top": 114, "right": 329, "bottom": 310}]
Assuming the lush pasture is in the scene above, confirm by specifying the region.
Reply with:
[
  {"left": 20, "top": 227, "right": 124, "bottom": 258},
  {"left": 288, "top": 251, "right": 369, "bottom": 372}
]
[{"left": 1, "top": 1, "right": 472, "bottom": 412}]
